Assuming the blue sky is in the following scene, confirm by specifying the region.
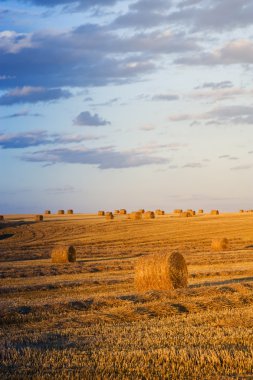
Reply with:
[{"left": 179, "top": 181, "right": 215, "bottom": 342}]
[{"left": 1, "top": 0, "right": 253, "bottom": 213}]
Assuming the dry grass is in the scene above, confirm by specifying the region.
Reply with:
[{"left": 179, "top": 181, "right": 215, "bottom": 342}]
[
  {"left": 211, "top": 238, "right": 229, "bottom": 251},
  {"left": 135, "top": 251, "right": 188, "bottom": 291},
  {"left": 1, "top": 212, "right": 253, "bottom": 378},
  {"left": 51, "top": 245, "right": 76, "bottom": 263}
]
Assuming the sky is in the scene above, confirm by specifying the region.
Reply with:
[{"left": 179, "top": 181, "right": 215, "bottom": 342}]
[{"left": 0, "top": 0, "right": 253, "bottom": 213}]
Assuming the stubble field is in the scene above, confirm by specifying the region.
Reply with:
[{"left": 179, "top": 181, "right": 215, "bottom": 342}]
[{"left": 1, "top": 211, "right": 253, "bottom": 379}]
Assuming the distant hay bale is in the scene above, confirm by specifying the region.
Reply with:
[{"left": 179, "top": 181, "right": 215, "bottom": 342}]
[
  {"left": 129, "top": 211, "right": 142, "bottom": 220},
  {"left": 105, "top": 212, "right": 114, "bottom": 220},
  {"left": 35, "top": 215, "right": 43, "bottom": 222},
  {"left": 143, "top": 211, "right": 155, "bottom": 219},
  {"left": 58, "top": 210, "right": 65, "bottom": 215},
  {"left": 51, "top": 245, "right": 76, "bottom": 263},
  {"left": 210, "top": 210, "right": 219, "bottom": 215},
  {"left": 114, "top": 210, "right": 120, "bottom": 214},
  {"left": 0, "top": 215, "right": 4, "bottom": 221},
  {"left": 156, "top": 209, "right": 165, "bottom": 215},
  {"left": 174, "top": 209, "right": 183, "bottom": 214},
  {"left": 44, "top": 210, "right": 51, "bottom": 215},
  {"left": 98, "top": 210, "right": 105, "bottom": 216},
  {"left": 198, "top": 209, "right": 204, "bottom": 214},
  {"left": 135, "top": 251, "right": 188, "bottom": 292},
  {"left": 120, "top": 209, "right": 127, "bottom": 215},
  {"left": 67, "top": 209, "right": 74, "bottom": 214},
  {"left": 139, "top": 209, "right": 145, "bottom": 214},
  {"left": 211, "top": 238, "right": 229, "bottom": 251},
  {"left": 181, "top": 211, "right": 192, "bottom": 217},
  {"left": 239, "top": 210, "right": 244, "bottom": 213}
]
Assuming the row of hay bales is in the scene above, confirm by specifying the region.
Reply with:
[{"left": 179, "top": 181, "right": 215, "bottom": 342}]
[
  {"left": 98, "top": 209, "right": 165, "bottom": 220},
  {"left": 240, "top": 209, "right": 253, "bottom": 213},
  {"left": 51, "top": 237, "right": 230, "bottom": 291},
  {"left": 35, "top": 209, "right": 74, "bottom": 222},
  {"left": 173, "top": 209, "right": 219, "bottom": 216}
]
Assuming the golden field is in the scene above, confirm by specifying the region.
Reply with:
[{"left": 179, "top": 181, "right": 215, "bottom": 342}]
[{"left": 1, "top": 211, "right": 253, "bottom": 379}]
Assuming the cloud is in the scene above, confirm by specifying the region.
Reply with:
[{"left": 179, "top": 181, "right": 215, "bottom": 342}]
[
  {"left": 230, "top": 164, "right": 252, "bottom": 171},
  {"left": 195, "top": 81, "right": 233, "bottom": 90},
  {"left": 152, "top": 94, "right": 179, "bottom": 101},
  {"left": 12, "top": 0, "right": 119, "bottom": 11},
  {"left": 73, "top": 111, "right": 111, "bottom": 126},
  {"left": 176, "top": 40, "right": 253, "bottom": 66},
  {"left": 1, "top": 110, "right": 42, "bottom": 119},
  {"left": 21, "top": 146, "right": 169, "bottom": 169},
  {"left": 0, "top": 25, "right": 199, "bottom": 91},
  {"left": 45, "top": 185, "right": 76, "bottom": 194},
  {"left": 140, "top": 124, "right": 156, "bottom": 131},
  {"left": 170, "top": 0, "right": 253, "bottom": 31},
  {"left": 0, "top": 130, "right": 100, "bottom": 149},
  {"left": 182, "top": 162, "right": 203, "bottom": 168},
  {"left": 0, "top": 87, "right": 72, "bottom": 105}
]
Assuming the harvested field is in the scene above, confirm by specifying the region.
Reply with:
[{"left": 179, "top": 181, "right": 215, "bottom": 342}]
[{"left": 1, "top": 212, "right": 253, "bottom": 379}]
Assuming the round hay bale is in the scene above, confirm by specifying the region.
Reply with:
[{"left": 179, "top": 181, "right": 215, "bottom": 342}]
[
  {"left": 198, "top": 209, "right": 204, "bottom": 214},
  {"left": 98, "top": 210, "right": 105, "bottom": 216},
  {"left": 139, "top": 209, "right": 145, "bottom": 214},
  {"left": 35, "top": 215, "right": 43, "bottom": 222},
  {"left": 143, "top": 211, "right": 155, "bottom": 219},
  {"left": 44, "top": 210, "right": 51, "bottom": 215},
  {"left": 129, "top": 211, "right": 142, "bottom": 220},
  {"left": 120, "top": 209, "right": 127, "bottom": 215},
  {"left": 0, "top": 215, "right": 4, "bottom": 221},
  {"left": 114, "top": 210, "right": 120, "bottom": 214},
  {"left": 211, "top": 238, "right": 229, "bottom": 251},
  {"left": 67, "top": 209, "right": 74, "bottom": 214},
  {"left": 51, "top": 245, "right": 76, "bottom": 263},
  {"left": 58, "top": 210, "right": 65, "bottom": 215},
  {"left": 210, "top": 210, "right": 219, "bottom": 215},
  {"left": 174, "top": 209, "right": 183, "bottom": 214},
  {"left": 181, "top": 211, "right": 192, "bottom": 217},
  {"left": 189, "top": 210, "right": 196, "bottom": 216},
  {"left": 156, "top": 209, "right": 165, "bottom": 215},
  {"left": 135, "top": 251, "right": 188, "bottom": 292},
  {"left": 106, "top": 212, "right": 114, "bottom": 220},
  {"left": 239, "top": 210, "right": 244, "bottom": 213}
]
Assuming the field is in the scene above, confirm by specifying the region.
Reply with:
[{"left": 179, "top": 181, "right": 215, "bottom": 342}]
[{"left": 1, "top": 211, "right": 253, "bottom": 379}]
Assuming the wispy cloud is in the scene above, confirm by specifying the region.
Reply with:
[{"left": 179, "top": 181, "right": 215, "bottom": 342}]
[
  {"left": 21, "top": 146, "right": 169, "bottom": 169},
  {"left": 0, "top": 87, "right": 72, "bottom": 105},
  {"left": 1, "top": 109, "right": 42, "bottom": 119}
]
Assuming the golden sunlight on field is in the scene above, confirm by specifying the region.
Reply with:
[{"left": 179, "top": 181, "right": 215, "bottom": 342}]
[{"left": 1, "top": 211, "right": 253, "bottom": 379}]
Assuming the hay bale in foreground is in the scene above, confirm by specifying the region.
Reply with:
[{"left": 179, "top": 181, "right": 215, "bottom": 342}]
[
  {"left": 67, "top": 209, "right": 74, "bottom": 214},
  {"left": 105, "top": 212, "right": 114, "bottom": 220},
  {"left": 135, "top": 251, "right": 188, "bottom": 292},
  {"left": 35, "top": 215, "right": 43, "bottom": 222},
  {"left": 0, "top": 215, "right": 4, "bottom": 221},
  {"left": 120, "top": 209, "right": 127, "bottom": 215},
  {"left": 44, "top": 210, "right": 51, "bottom": 215},
  {"left": 211, "top": 238, "right": 229, "bottom": 251},
  {"left": 210, "top": 210, "right": 219, "bottom": 215},
  {"left": 129, "top": 211, "right": 142, "bottom": 220},
  {"left": 58, "top": 210, "right": 65, "bottom": 215},
  {"left": 98, "top": 210, "right": 105, "bottom": 216},
  {"left": 51, "top": 245, "right": 76, "bottom": 263},
  {"left": 143, "top": 211, "right": 155, "bottom": 219}
]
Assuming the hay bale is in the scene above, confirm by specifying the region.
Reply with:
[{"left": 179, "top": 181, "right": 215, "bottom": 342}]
[
  {"left": 211, "top": 238, "right": 229, "bottom": 251},
  {"left": 156, "top": 209, "right": 165, "bottom": 215},
  {"left": 98, "top": 210, "right": 105, "bottom": 216},
  {"left": 106, "top": 212, "right": 114, "bottom": 220},
  {"left": 143, "top": 211, "right": 155, "bottom": 219},
  {"left": 239, "top": 210, "right": 244, "bottom": 213},
  {"left": 198, "top": 209, "right": 204, "bottom": 214},
  {"left": 181, "top": 211, "right": 192, "bottom": 217},
  {"left": 51, "top": 245, "right": 76, "bottom": 263},
  {"left": 210, "top": 210, "right": 219, "bottom": 215},
  {"left": 139, "top": 209, "right": 145, "bottom": 214},
  {"left": 135, "top": 251, "right": 188, "bottom": 292},
  {"left": 129, "top": 211, "right": 142, "bottom": 220},
  {"left": 120, "top": 209, "right": 127, "bottom": 215},
  {"left": 35, "top": 215, "right": 43, "bottom": 222},
  {"left": 114, "top": 210, "right": 120, "bottom": 214},
  {"left": 0, "top": 215, "right": 4, "bottom": 221},
  {"left": 58, "top": 210, "right": 65, "bottom": 215},
  {"left": 67, "top": 209, "right": 74, "bottom": 214},
  {"left": 174, "top": 209, "right": 183, "bottom": 214},
  {"left": 189, "top": 210, "right": 196, "bottom": 216},
  {"left": 44, "top": 210, "right": 51, "bottom": 215}
]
